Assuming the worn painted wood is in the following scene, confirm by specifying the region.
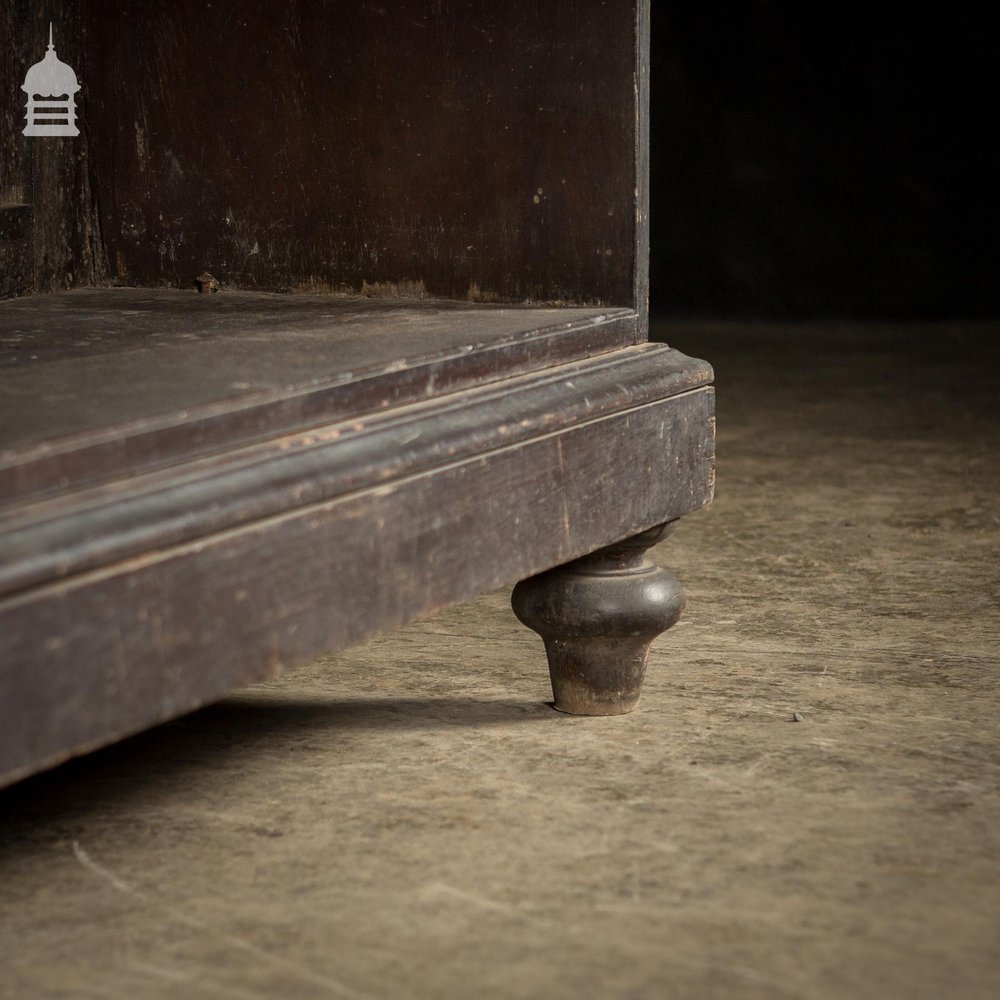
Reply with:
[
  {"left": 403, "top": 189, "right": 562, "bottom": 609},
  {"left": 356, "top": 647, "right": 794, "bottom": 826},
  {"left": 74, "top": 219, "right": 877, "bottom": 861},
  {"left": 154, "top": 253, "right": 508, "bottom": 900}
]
[
  {"left": 633, "top": 0, "right": 651, "bottom": 332},
  {"left": 0, "top": 4, "right": 717, "bottom": 783},
  {"left": 0, "top": 343, "right": 712, "bottom": 596},
  {"left": 0, "top": 2, "right": 107, "bottom": 296},
  {"left": 2, "top": 1, "right": 643, "bottom": 306},
  {"left": 0, "top": 204, "right": 32, "bottom": 299},
  {"left": 0, "top": 363, "right": 714, "bottom": 786},
  {"left": 0, "top": 289, "right": 637, "bottom": 503}
]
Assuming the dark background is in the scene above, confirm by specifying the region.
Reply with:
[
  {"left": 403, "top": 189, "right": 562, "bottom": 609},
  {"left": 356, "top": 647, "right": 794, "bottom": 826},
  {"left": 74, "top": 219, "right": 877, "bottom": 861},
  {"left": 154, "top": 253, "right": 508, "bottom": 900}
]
[{"left": 648, "top": 6, "right": 999, "bottom": 319}]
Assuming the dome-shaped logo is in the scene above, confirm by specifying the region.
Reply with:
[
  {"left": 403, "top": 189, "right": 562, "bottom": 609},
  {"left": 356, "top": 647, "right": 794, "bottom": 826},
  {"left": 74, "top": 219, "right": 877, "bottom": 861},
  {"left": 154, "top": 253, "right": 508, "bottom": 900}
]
[{"left": 22, "top": 23, "right": 80, "bottom": 137}]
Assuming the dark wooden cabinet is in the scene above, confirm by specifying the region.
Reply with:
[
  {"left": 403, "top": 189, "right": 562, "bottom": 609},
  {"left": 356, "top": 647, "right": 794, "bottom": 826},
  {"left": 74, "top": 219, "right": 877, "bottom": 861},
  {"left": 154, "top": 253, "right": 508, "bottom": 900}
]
[{"left": 0, "top": 2, "right": 714, "bottom": 786}]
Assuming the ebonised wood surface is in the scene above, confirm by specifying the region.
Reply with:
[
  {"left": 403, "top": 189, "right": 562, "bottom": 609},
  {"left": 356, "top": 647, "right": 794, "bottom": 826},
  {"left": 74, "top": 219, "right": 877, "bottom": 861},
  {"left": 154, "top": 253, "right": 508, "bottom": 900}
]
[
  {"left": 1, "top": 1, "right": 646, "bottom": 306},
  {"left": 0, "top": 1, "right": 716, "bottom": 785},
  {"left": 0, "top": 343, "right": 714, "bottom": 786},
  {"left": 0, "top": 289, "right": 636, "bottom": 503}
]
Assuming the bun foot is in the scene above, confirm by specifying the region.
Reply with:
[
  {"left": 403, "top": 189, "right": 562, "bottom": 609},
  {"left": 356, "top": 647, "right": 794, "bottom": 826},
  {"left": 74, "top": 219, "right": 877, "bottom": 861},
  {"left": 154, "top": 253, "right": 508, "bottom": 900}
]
[{"left": 511, "top": 523, "right": 686, "bottom": 716}]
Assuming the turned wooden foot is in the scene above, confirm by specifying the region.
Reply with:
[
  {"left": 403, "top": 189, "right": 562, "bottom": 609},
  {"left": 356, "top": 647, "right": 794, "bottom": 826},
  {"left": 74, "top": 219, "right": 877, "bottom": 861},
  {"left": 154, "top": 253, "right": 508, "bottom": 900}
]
[{"left": 511, "top": 523, "right": 686, "bottom": 716}]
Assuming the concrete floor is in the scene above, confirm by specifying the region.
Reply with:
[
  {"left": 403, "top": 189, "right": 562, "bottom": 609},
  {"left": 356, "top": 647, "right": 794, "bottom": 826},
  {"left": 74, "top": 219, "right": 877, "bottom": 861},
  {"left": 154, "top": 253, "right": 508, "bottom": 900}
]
[{"left": 2, "top": 320, "right": 999, "bottom": 999}]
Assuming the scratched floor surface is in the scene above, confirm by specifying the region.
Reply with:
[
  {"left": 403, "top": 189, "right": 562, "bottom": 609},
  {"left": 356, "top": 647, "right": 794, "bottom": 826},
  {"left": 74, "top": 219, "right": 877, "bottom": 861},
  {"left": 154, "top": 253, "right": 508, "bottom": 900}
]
[{"left": 1, "top": 320, "right": 998, "bottom": 1000}]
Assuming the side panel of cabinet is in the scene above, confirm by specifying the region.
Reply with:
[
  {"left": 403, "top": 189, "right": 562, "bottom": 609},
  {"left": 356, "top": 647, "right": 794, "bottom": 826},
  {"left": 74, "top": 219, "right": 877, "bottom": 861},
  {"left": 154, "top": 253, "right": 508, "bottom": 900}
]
[{"left": 1, "top": 2, "right": 647, "bottom": 307}]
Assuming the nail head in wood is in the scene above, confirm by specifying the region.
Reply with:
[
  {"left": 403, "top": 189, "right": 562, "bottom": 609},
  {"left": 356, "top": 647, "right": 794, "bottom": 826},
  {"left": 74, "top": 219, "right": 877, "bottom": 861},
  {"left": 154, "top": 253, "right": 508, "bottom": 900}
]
[{"left": 195, "top": 272, "right": 220, "bottom": 294}]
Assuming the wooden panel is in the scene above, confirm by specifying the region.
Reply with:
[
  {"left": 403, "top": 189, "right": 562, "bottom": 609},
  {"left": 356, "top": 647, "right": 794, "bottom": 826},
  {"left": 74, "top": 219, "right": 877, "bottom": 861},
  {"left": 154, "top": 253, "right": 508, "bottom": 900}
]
[
  {"left": 0, "top": 378, "right": 715, "bottom": 786},
  {"left": 81, "top": 0, "right": 639, "bottom": 304},
  {"left": 0, "top": 2, "right": 107, "bottom": 296},
  {"left": 0, "top": 205, "right": 32, "bottom": 299},
  {"left": 1, "top": 2, "right": 644, "bottom": 304},
  {"left": 0, "top": 288, "right": 638, "bottom": 503},
  {"left": 633, "top": 0, "right": 651, "bottom": 327},
  {"left": 5, "top": 2, "right": 648, "bottom": 306},
  {"left": 0, "top": 343, "right": 712, "bottom": 597}
]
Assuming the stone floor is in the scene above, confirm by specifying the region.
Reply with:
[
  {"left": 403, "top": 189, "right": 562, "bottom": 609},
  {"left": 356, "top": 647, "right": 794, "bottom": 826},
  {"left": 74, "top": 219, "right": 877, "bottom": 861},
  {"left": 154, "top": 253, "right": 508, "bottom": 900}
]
[{"left": 2, "top": 319, "right": 998, "bottom": 999}]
